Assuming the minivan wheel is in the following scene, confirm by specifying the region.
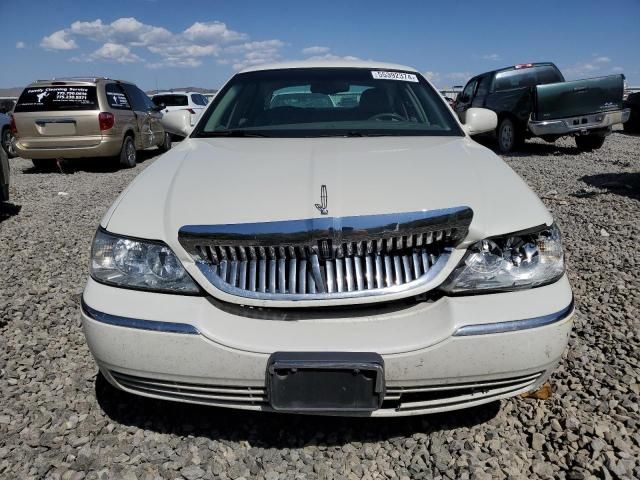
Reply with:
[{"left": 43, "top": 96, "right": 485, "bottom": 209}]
[
  {"left": 575, "top": 135, "right": 605, "bottom": 152},
  {"left": 1, "top": 127, "right": 15, "bottom": 158},
  {"left": 32, "top": 159, "right": 57, "bottom": 171},
  {"left": 158, "top": 132, "right": 172, "bottom": 153},
  {"left": 497, "top": 118, "right": 520, "bottom": 153},
  {"left": 119, "top": 136, "right": 137, "bottom": 168}
]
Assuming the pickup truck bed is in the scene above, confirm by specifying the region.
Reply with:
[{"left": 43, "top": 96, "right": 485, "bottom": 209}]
[{"left": 529, "top": 74, "right": 630, "bottom": 136}]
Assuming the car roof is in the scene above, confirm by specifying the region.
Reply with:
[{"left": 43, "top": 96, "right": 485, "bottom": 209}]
[
  {"left": 27, "top": 77, "right": 134, "bottom": 87},
  {"left": 473, "top": 62, "right": 557, "bottom": 79},
  {"left": 152, "top": 92, "right": 200, "bottom": 96},
  {"left": 239, "top": 60, "right": 419, "bottom": 74}
]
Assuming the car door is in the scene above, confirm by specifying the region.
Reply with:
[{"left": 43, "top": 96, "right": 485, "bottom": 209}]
[
  {"left": 142, "top": 93, "right": 164, "bottom": 145},
  {"left": 454, "top": 78, "right": 477, "bottom": 115},
  {"left": 121, "top": 84, "right": 155, "bottom": 149}
]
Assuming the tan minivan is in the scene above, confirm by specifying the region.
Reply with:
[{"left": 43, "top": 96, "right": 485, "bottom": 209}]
[{"left": 13, "top": 77, "right": 172, "bottom": 169}]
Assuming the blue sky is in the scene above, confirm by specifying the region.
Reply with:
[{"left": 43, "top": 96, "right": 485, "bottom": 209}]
[{"left": 1, "top": 0, "right": 639, "bottom": 91}]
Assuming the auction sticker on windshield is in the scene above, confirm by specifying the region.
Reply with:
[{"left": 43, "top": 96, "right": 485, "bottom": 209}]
[{"left": 371, "top": 71, "right": 419, "bottom": 82}]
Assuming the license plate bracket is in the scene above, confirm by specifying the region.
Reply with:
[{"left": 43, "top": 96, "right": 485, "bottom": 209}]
[{"left": 267, "top": 352, "right": 384, "bottom": 413}]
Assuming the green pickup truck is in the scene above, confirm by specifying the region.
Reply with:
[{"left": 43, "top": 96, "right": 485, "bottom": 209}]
[{"left": 454, "top": 62, "right": 630, "bottom": 152}]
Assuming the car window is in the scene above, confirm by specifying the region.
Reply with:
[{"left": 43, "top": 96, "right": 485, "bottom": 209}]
[
  {"left": 494, "top": 66, "right": 563, "bottom": 91},
  {"left": 200, "top": 95, "right": 209, "bottom": 105},
  {"left": 460, "top": 79, "right": 477, "bottom": 102},
  {"left": 476, "top": 76, "right": 491, "bottom": 97},
  {"left": 196, "top": 68, "right": 463, "bottom": 137},
  {"left": 14, "top": 86, "right": 98, "bottom": 112},
  {"left": 121, "top": 84, "right": 149, "bottom": 111},
  {"left": 152, "top": 95, "right": 188, "bottom": 107},
  {"left": 105, "top": 84, "right": 131, "bottom": 110},
  {"left": 191, "top": 94, "right": 206, "bottom": 106}
]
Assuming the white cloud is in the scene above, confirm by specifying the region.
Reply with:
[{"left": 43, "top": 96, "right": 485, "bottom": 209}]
[
  {"left": 147, "top": 57, "right": 203, "bottom": 69},
  {"left": 612, "top": 66, "right": 624, "bottom": 73},
  {"left": 480, "top": 53, "right": 500, "bottom": 61},
  {"left": 230, "top": 40, "right": 286, "bottom": 71},
  {"left": 16, "top": 41, "right": 26, "bottom": 49},
  {"left": 305, "top": 53, "right": 360, "bottom": 62},
  {"left": 423, "top": 71, "right": 441, "bottom": 86},
  {"left": 73, "top": 43, "right": 142, "bottom": 63},
  {"left": 302, "top": 46, "right": 330, "bottom": 55},
  {"left": 183, "top": 21, "right": 248, "bottom": 44},
  {"left": 593, "top": 56, "right": 611, "bottom": 64},
  {"left": 40, "top": 17, "right": 282, "bottom": 70},
  {"left": 40, "top": 29, "right": 78, "bottom": 50}
]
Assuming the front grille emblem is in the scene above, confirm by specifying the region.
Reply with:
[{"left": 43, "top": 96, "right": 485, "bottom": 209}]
[{"left": 314, "top": 185, "right": 328, "bottom": 215}]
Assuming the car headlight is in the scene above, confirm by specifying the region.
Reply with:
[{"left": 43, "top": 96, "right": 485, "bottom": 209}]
[
  {"left": 90, "top": 229, "right": 200, "bottom": 294},
  {"left": 440, "top": 223, "right": 564, "bottom": 294}
]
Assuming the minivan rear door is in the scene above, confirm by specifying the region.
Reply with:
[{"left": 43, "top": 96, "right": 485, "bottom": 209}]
[{"left": 13, "top": 85, "right": 102, "bottom": 146}]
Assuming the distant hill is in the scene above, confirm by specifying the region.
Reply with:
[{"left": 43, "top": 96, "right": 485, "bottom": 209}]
[
  {"left": 145, "top": 87, "right": 218, "bottom": 95},
  {"left": 0, "top": 87, "right": 24, "bottom": 98}
]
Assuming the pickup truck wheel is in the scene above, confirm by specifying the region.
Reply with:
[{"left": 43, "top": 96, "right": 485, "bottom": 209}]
[
  {"left": 119, "top": 136, "right": 137, "bottom": 168},
  {"left": 157, "top": 132, "right": 172, "bottom": 153},
  {"left": 575, "top": 135, "right": 605, "bottom": 152},
  {"left": 497, "top": 118, "right": 519, "bottom": 153}
]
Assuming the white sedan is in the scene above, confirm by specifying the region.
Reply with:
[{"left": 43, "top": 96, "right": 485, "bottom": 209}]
[{"left": 82, "top": 60, "right": 573, "bottom": 416}]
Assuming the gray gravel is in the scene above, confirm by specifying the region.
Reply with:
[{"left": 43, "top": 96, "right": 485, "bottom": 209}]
[{"left": 1, "top": 132, "right": 639, "bottom": 480}]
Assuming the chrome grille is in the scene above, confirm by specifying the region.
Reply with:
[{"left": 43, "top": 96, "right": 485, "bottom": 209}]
[{"left": 179, "top": 207, "right": 473, "bottom": 303}]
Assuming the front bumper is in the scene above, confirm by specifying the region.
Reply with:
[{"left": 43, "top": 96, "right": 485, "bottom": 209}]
[
  {"left": 528, "top": 108, "right": 630, "bottom": 136},
  {"left": 82, "top": 276, "right": 574, "bottom": 416}
]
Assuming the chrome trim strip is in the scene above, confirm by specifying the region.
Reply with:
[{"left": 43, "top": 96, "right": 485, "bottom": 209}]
[
  {"left": 178, "top": 206, "right": 473, "bottom": 253},
  {"left": 81, "top": 299, "right": 199, "bottom": 335},
  {"left": 453, "top": 299, "right": 574, "bottom": 336}
]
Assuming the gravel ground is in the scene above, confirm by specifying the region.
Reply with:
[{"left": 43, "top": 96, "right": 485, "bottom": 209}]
[{"left": 1, "top": 132, "right": 639, "bottom": 480}]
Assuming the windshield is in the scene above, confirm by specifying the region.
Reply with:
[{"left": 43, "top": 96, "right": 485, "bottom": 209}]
[
  {"left": 194, "top": 68, "right": 462, "bottom": 137},
  {"left": 152, "top": 94, "right": 188, "bottom": 107}
]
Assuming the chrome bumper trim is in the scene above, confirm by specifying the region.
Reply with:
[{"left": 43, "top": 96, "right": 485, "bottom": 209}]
[
  {"left": 453, "top": 298, "right": 574, "bottom": 336},
  {"left": 81, "top": 299, "right": 199, "bottom": 334},
  {"left": 528, "top": 109, "right": 630, "bottom": 136}
]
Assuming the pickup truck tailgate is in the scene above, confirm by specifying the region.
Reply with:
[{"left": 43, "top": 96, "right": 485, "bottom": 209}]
[{"left": 534, "top": 74, "right": 624, "bottom": 121}]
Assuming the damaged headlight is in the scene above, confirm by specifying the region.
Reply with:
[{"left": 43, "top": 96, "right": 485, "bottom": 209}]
[
  {"left": 440, "top": 224, "right": 564, "bottom": 294},
  {"left": 90, "top": 229, "right": 200, "bottom": 294}
]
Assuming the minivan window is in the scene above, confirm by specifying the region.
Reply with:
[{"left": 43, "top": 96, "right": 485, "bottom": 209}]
[
  {"left": 494, "top": 66, "right": 563, "bottom": 91},
  {"left": 191, "top": 94, "right": 206, "bottom": 106},
  {"left": 152, "top": 95, "right": 188, "bottom": 107},
  {"left": 14, "top": 86, "right": 98, "bottom": 112},
  {"left": 122, "top": 85, "right": 150, "bottom": 112},
  {"left": 105, "top": 84, "right": 131, "bottom": 110},
  {"left": 475, "top": 76, "right": 491, "bottom": 97},
  {"left": 195, "top": 68, "right": 463, "bottom": 137}
]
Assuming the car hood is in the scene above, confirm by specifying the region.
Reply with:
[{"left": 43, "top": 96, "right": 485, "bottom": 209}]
[{"left": 103, "top": 136, "right": 552, "bottom": 257}]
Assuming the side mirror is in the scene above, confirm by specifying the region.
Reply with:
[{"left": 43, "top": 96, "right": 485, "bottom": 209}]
[
  {"left": 458, "top": 94, "right": 469, "bottom": 103},
  {"left": 459, "top": 107, "right": 497, "bottom": 136},
  {"left": 161, "top": 109, "right": 193, "bottom": 137}
]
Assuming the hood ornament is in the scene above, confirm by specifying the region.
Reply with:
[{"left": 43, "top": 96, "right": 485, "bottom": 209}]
[{"left": 315, "top": 185, "right": 328, "bottom": 215}]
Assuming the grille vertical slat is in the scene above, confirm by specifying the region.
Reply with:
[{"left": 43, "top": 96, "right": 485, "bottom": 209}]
[
  {"left": 365, "top": 255, "right": 374, "bottom": 289},
  {"left": 258, "top": 259, "right": 267, "bottom": 293},
  {"left": 375, "top": 255, "right": 384, "bottom": 289},
  {"left": 384, "top": 256, "right": 394, "bottom": 287},
  {"left": 298, "top": 261, "right": 307, "bottom": 294},
  {"left": 412, "top": 253, "right": 421, "bottom": 278},
  {"left": 278, "top": 258, "right": 286, "bottom": 293},
  {"left": 402, "top": 255, "right": 413, "bottom": 283},
  {"left": 326, "top": 261, "right": 336, "bottom": 293},
  {"left": 288, "top": 258, "right": 297, "bottom": 294},
  {"left": 335, "top": 258, "right": 345, "bottom": 293},
  {"left": 268, "top": 259, "right": 277, "bottom": 294},
  {"left": 393, "top": 256, "right": 402, "bottom": 286},
  {"left": 354, "top": 257, "right": 364, "bottom": 291},
  {"left": 249, "top": 260, "right": 257, "bottom": 291},
  {"left": 345, "top": 257, "right": 355, "bottom": 292}
]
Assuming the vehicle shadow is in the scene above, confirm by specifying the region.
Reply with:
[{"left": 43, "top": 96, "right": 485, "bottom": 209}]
[
  {"left": 95, "top": 374, "right": 501, "bottom": 446},
  {"left": 20, "top": 150, "right": 160, "bottom": 174},
  {"left": 579, "top": 172, "right": 640, "bottom": 200},
  {"left": 474, "top": 136, "right": 583, "bottom": 157},
  {"left": 0, "top": 202, "right": 21, "bottom": 223}
]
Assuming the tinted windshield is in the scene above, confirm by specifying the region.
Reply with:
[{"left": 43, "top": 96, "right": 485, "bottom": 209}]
[
  {"left": 14, "top": 86, "right": 98, "bottom": 112},
  {"left": 195, "top": 68, "right": 462, "bottom": 137},
  {"left": 152, "top": 94, "right": 188, "bottom": 107}
]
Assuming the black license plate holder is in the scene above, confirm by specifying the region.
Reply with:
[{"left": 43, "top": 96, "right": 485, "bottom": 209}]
[{"left": 267, "top": 352, "right": 384, "bottom": 413}]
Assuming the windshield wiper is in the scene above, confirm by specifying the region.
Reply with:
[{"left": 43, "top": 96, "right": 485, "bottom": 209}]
[{"left": 204, "top": 130, "right": 271, "bottom": 137}]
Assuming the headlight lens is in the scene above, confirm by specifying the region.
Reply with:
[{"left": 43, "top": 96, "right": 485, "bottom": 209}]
[
  {"left": 440, "top": 224, "right": 564, "bottom": 294},
  {"left": 91, "top": 229, "right": 200, "bottom": 294}
]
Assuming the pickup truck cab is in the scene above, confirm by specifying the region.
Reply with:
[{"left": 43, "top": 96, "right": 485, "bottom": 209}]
[
  {"left": 82, "top": 61, "right": 573, "bottom": 416},
  {"left": 455, "top": 62, "right": 630, "bottom": 152}
]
